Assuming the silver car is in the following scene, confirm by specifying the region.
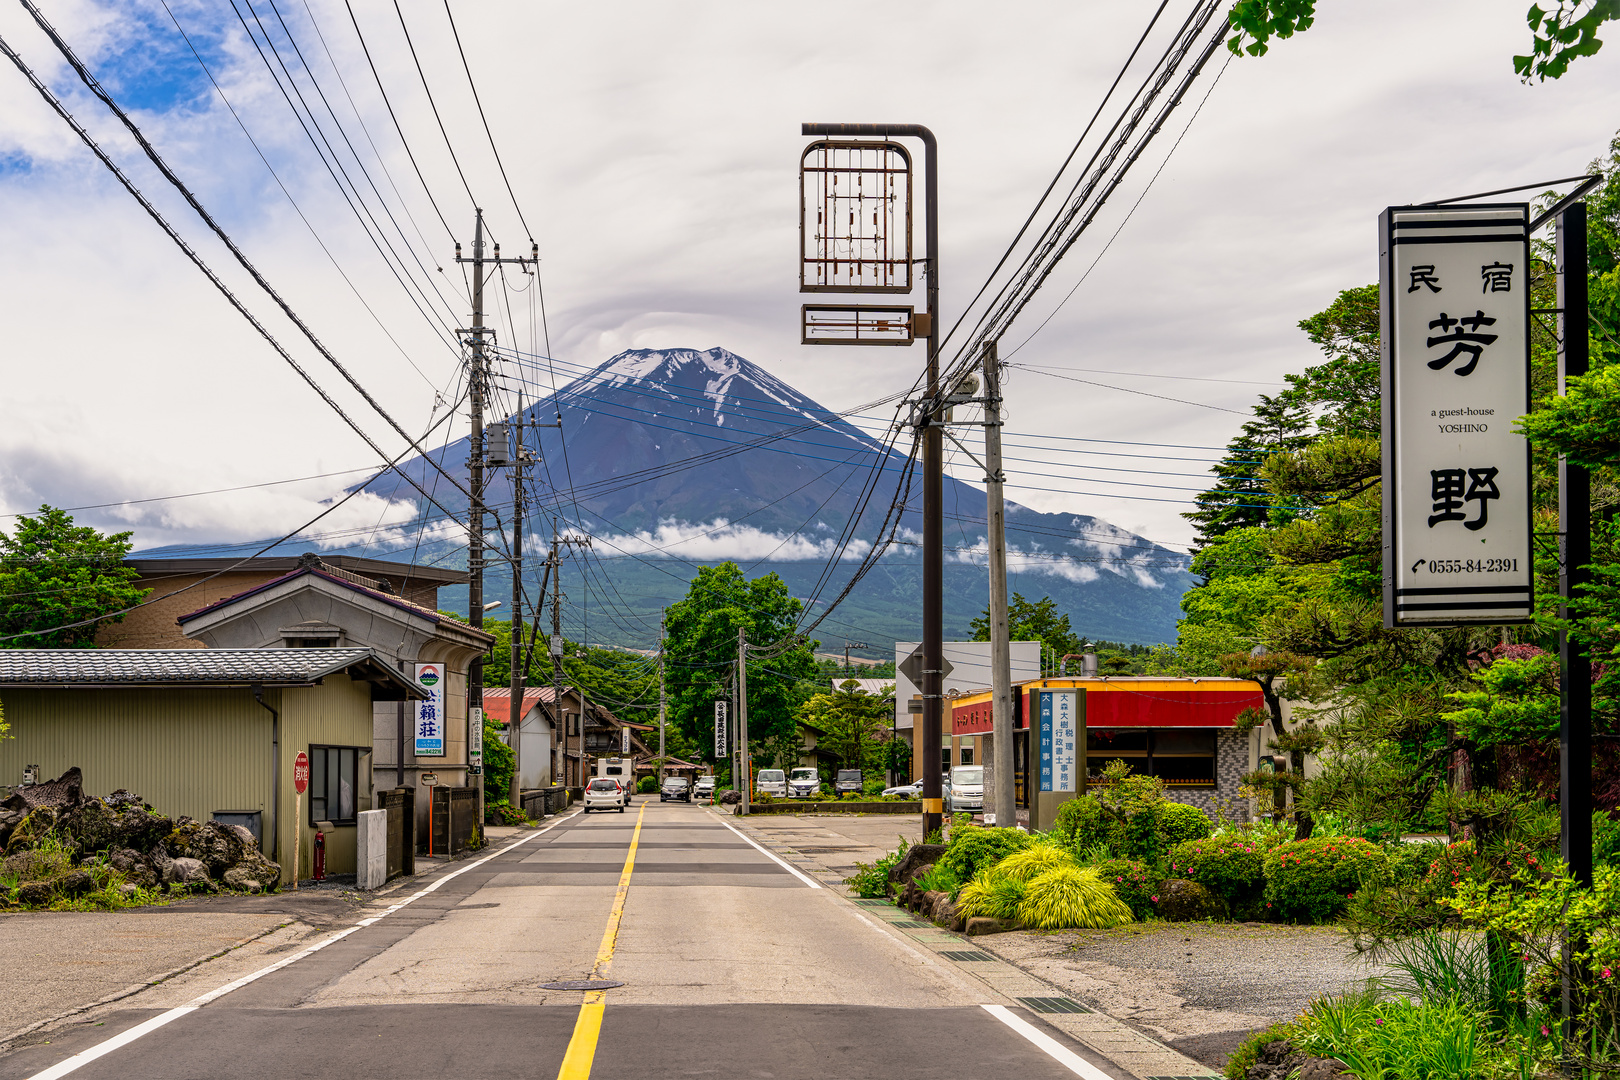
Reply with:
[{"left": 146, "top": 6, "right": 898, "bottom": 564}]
[
  {"left": 949, "top": 766, "right": 984, "bottom": 813},
  {"left": 755, "top": 768, "right": 787, "bottom": 798},
  {"left": 787, "top": 767, "right": 820, "bottom": 799}
]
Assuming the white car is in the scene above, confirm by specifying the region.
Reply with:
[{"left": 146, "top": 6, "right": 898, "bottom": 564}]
[
  {"left": 694, "top": 776, "right": 716, "bottom": 799},
  {"left": 787, "top": 767, "right": 820, "bottom": 799},
  {"left": 583, "top": 777, "right": 627, "bottom": 813},
  {"left": 950, "top": 766, "right": 984, "bottom": 813},
  {"left": 881, "top": 778, "right": 951, "bottom": 801},
  {"left": 755, "top": 768, "right": 787, "bottom": 798}
]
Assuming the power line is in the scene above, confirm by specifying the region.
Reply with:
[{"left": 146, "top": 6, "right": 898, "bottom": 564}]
[{"left": 440, "top": 0, "right": 533, "bottom": 242}]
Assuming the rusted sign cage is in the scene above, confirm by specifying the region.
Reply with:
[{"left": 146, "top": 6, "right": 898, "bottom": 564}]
[
  {"left": 801, "top": 304, "right": 915, "bottom": 345},
  {"left": 800, "top": 140, "right": 913, "bottom": 293}
]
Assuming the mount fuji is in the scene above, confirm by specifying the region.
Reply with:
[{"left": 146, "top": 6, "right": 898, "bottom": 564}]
[{"left": 354, "top": 347, "right": 1192, "bottom": 652}]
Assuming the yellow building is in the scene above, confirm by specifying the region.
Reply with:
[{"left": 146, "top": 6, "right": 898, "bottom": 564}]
[{"left": 0, "top": 648, "right": 421, "bottom": 886}]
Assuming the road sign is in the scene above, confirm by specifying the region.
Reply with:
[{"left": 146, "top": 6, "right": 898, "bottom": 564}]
[
  {"left": 898, "top": 646, "right": 952, "bottom": 688},
  {"left": 414, "top": 663, "right": 446, "bottom": 756},
  {"left": 420, "top": 772, "right": 438, "bottom": 787},
  {"left": 1380, "top": 204, "right": 1534, "bottom": 626},
  {"left": 293, "top": 751, "right": 309, "bottom": 795}
]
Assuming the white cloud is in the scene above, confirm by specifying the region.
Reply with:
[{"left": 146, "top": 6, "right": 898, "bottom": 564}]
[{"left": 591, "top": 518, "right": 872, "bottom": 563}]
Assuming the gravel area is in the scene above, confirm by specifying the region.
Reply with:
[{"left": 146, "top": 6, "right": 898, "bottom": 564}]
[{"left": 976, "top": 922, "right": 1387, "bottom": 1070}]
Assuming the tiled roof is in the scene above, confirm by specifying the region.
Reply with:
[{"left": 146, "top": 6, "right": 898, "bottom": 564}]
[{"left": 0, "top": 648, "right": 406, "bottom": 688}]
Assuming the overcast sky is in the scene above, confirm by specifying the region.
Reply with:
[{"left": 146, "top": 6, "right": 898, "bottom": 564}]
[{"left": 1, "top": 0, "right": 1616, "bottom": 561}]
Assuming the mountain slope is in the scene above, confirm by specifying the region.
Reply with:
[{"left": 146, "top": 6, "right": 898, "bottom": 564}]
[{"left": 358, "top": 347, "right": 1192, "bottom": 648}]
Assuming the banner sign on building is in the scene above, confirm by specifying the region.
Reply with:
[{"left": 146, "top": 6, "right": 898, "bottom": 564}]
[
  {"left": 1038, "top": 690, "right": 1078, "bottom": 793},
  {"left": 469, "top": 706, "right": 483, "bottom": 770},
  {"left": 714, "top": 700, "right": 728, "bottom": 758},
  {"left": 1381, "top": 204, "right": 1534, "bottom": 627},
  {"left": 414, "top": 663, "right": 445, "bottom": 757},
  {"left": 621, "top": 726, "right": 631, "bottom": 754}
]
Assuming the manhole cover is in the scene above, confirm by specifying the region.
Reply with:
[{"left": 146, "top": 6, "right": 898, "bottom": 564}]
[{"left": 540, "top": 979, "right": 624, "bottom": 991}]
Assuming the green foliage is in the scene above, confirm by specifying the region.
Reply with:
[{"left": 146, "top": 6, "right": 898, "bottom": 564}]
[
  {"left": 664, "top": 563, "right": 819, "bottom": 768},
  {"left": 1167, "top": 835, "right": 1266, "bottom": 907},
  {"left": 955, "top": 870, "right": 1028, "bottom": 921},
  {"left": 797, "top": 679, "right": 895, "bottom": 774},
  {"left": 1263, "top": 836, "right": 1387, "bottom": 923},
  {"left": 1158, "top": 802, "right": 1214, "bottom": 847},
  {"left": 1225, "top": 0, "right": 1618, "bottom": 81},
  {"left": 1296, "top": 994, "right": 1496, "bottom": 1080},
  {"left": 845, "top": 836, "right": 907, "bottom": 899},
  {"left": 1016, "top": 865, "right": 1135, "bottom": 930},
  {"left": 1053, "top": 795, "right": 1107, "bottom": 850},
  {"left": 969, "top": 592, "right": 1084, "bottom": 660},
  {"left": 1442, "top": 652, "right": 1561, "bottom": 748},
  {"left": 1094, "top": 858, "right": 1160, "bottom": 919},
  {"left": 1517, "top": 361, "right": 1620, "bottom": 468},
  {"left": 936, "top": 824, "right": 1032, "bottom": 885},
  {"left": 637, "top": 775, "right": 657, "bottom": 794},
  {"left": 995, "top": 844, "right": 1076, "bottom": 884},
  {"left": 479, "top": 713, "right": 515, "bottom": 809},
  {"left": 0, "top": 505, "right": 147, "bottom": 648},
  {"left": 914, "top": 862, "right": 963, "bottom": 897},
  {"left": 1599, "top": 811, "right": 1620, "bottom": 866}
]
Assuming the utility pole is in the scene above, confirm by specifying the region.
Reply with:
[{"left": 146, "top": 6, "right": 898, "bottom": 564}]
[
  {"left": 842, "top": 641, "right": 868, "bottom": 675},
  {"left": 1558, "top": 203, "right": 1592, "bottom": 889},
  {"left": 658, "top": 611, "right": 667, "bottom": 775},
  {"left": 983, "top": 341, "right": 1016, "bottom": 830},
  {"left": 453, "top": 211, "right": 536, "bottom": 806},
  {"left": 507, "top": 406, "right": 526, "bottom": 813},
  {"left": 799, "top": 121, "right": 940, "bottom": 838},
  {"left": 738, "top": 627, "right": 750, "bottom": 815},
  {"left": 550, "top": 529, "right": 565, "bottom": 790}
]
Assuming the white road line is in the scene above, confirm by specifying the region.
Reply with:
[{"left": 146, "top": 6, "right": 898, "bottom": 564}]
[
  {"left": 981, "top": 1004, "right": 1117, "bottom": 1080},
  {"left": 26, "top": 812, "right": 581, "bottom": 1080},
  {"left": 710, "top": 812, "right": 821, "bottom": 889}
]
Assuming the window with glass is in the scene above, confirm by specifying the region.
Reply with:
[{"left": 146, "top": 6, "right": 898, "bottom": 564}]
[
  {"left": 309, "top": 746, "right": 360, "bottom": 825},
  {"left": 1086, "top": 729, "right": 1216, "bottom": 787}
]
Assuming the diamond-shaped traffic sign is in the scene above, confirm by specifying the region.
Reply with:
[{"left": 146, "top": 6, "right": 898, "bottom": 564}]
[{"left": 899, "top": 647, "right": 952, "bottom": 687}]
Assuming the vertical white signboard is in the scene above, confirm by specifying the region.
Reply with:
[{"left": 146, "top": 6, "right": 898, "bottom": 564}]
[
  {"left": 714, "top": 701, "right": 728, "bottom": 758},
  {"left": 414, "top": 663, "right": 446, "bottom": 756},
  {"left": 1381, "top": 204, "right": 1533, "bottom": 626}
]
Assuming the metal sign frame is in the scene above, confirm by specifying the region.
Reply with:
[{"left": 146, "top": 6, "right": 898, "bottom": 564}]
[
  {"left": 801, "top": 303, "right": 915, "bottom": 345},
  {"left": 800, "top": 139, "right": 913, "bottom": 294},
  {"left": 1380, "top": 203, "right": 1534, "bottom": 627}
]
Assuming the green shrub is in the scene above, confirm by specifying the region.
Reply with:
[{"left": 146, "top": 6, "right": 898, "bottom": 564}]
[
  {"left": 845, "top": 837, "right": 907, "bottom": 898},
  {"left": 1264, "top": 837, "right": 1388, "bottom": 923},
  {"left": 1017, "top": 865, "right": 1134, "bottom": 929},
  {"left": 1167, "top": 835, "right": 1265, "bottom": 907},
  {"left": 956, "top": 871, "right": 1027, "bottom": 921},
  {"left": 1158, "top": 802, "right": 1213, "bottom": 846},
  {"left": 995, "top": 844, "right": 1075, "bottom": 883},
  {"left": 1054, "top": 795, "right": 1107, "bottom": 848},
  {"left": 1094, "top": 858, "right": 1159, "bottom": 919},
  {"left": 915, "top": 862, "right": 963, "bottom": 897},
  {"left": 936, "top": 824, "right": 1031, "bottom": 884},
  {"left": 637, "top": 776, "right": 657, "bottom": 794},
  {"left": 1596, "top": 811, "right": 1620, "bottom": 867}
]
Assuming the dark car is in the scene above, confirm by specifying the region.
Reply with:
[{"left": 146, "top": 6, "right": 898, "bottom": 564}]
[
  {"left": 660, "top": 776, "right": 692, "bottom": 802},
  {"left": 833, "top": 769, "right": 863, "bottom": 797}
]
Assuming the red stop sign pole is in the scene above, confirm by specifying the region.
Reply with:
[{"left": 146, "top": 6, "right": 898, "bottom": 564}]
[{"left": 292, "top": 751, "right": 309, "bottom": 890}]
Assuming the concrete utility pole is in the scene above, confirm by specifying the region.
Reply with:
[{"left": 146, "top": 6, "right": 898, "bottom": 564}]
[
  {"left": 454, "top": 212, "right": 536, "bottom": 805},
  {"left": 507, "top": 407, "right": 525, "bottom": 813},
  {"left": 983, "top": 341, "right": 1016, "bottom": 830},
  {"left": 738, "top": 627, "right": 750, "bottom": 815},
  {"left": 550, "top": 529, "right": 565, "bottom": 788},
  {"left": 658, "top": 610, "right": 667, "bottom": 773}
]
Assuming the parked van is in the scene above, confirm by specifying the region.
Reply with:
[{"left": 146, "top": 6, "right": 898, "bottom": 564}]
[
  {"left": 787, "top": 768, "right": 820, "bottom": 798},
  {"left": 950, "top": 765, "right": 984, "bottom": 813},
  {"left": 755, "top": 769, "right": 787, "bottom": 797}
]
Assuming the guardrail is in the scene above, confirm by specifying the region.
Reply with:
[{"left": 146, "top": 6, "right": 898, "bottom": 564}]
[{"left": 740, "top": 800, "right": 922, "bottom": 815}]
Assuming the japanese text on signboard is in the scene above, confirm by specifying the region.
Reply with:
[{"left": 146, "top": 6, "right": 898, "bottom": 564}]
[{"left": 414, "top": 663, "right": 446, "bottom": 757}]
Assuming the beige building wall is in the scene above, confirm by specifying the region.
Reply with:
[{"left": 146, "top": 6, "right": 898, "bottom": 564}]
[
  {"left": 276, "top": 674, "right": 376, "bottom": 882},
  {"left": 94, "top": 571, "right": 273, "bottom": 650}
]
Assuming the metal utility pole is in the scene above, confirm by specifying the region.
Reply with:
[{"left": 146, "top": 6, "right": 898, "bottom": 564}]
[
  {"left": 1558, "top": 202, "right": 1592, "bottom": 890},
  {"left": 738, "top": 627, "right": 750, "bottom": 815},
  {"left": 799, "top": 121, "right": 940, "bottom": 837},
  {"left": 983, "top": 341, "right": 1015, "bottom": 830}
]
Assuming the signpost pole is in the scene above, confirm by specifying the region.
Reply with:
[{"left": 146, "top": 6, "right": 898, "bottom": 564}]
[
  {"left": 738, "top": 628, "right": 750, "bottom": 815},
  {"left": 291, "top": 750, "right": 308, "bottom": 892}
]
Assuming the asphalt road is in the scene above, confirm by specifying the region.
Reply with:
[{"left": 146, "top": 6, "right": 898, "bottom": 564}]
[{"left": 0, "top": 800, "right": 1123, "bottom": 1080}]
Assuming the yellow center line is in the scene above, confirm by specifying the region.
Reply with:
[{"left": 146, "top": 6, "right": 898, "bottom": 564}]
[{"left": 556, "top": 800, "right": 646, "bottom": 1080}]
